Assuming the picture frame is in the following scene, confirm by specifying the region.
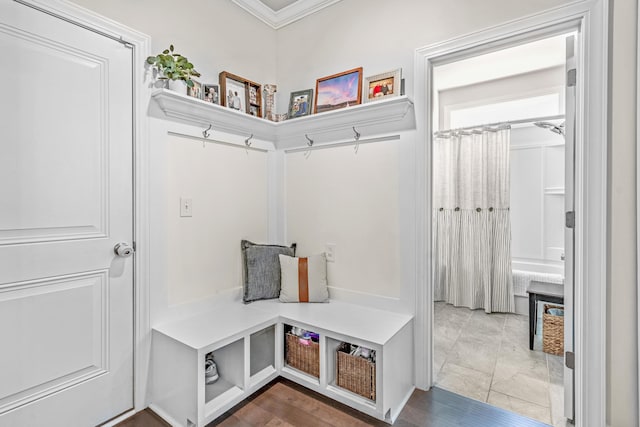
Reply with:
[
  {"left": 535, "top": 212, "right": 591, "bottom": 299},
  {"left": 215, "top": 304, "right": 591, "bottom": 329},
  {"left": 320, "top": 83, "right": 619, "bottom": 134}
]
[
  {"left": 187, "top": 79, "right": 203, "bottom": 99},
  {"left": 364, "top": 68, "right": 402, "bottom": 102},
  {"left": 219, "top": 71, "right": 262, "bottom": 117},
  {"left": 314, "top": 67, "right": 363, "bottom": 114},
  {"left": 202, "top": 83, "right": 220, "bottom": 104},
  {"left": 288, "top": 89, "right": 313, "bottom": 119}
]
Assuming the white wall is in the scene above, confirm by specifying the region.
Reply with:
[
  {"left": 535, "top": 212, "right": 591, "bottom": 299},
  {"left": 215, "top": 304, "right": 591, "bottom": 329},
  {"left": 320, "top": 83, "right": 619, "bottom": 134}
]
[
  {"left": 607, "top": 0, "right": 638, "bottom": 425},
  {"left": 69, "top": 0, "right": 640, "bottom": 424},
  {"left": 165, "top": 131, "right": 268, "bottom": 306},
  {"left": 70, "top": 0, "right": 278, "bottom": 322},
  {"left": 510, "top": 126, "right": 565, "bottom": 270},
  {"left": 274, "top": 0, "right": 572, "bottom": 113},
  {"left": 71, "top": 0, "right": 277, "bottom": 86},
  {"left": 275, "top": 1, "right": 637, "bottom": 424},
  {"left": 275, "top": 0, "right": 573, "bottom": 313},
  {"left": 285, "top": 139, "right": 404, "bottom": 307}
]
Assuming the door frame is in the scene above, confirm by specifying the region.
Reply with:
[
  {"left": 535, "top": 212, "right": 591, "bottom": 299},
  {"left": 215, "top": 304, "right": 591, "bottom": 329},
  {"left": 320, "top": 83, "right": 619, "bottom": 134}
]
[
  {"left": 413, "top": 1, "right": 608, "bottom": 425},
  {"left": 17, "top": 0, "right": 152, "bottom": 419}
]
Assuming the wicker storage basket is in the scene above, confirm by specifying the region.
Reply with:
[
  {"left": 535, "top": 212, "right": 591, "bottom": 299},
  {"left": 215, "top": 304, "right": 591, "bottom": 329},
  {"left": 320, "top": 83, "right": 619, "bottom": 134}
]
[
  {"left": 285, "top": 332, "right": 319, "bottom": 378},
  {"left": 336, "top": 343, "right": 376, "bottom": 401},
  {"left": 542, "top": 304, "right": 564, "bottom": 356}
]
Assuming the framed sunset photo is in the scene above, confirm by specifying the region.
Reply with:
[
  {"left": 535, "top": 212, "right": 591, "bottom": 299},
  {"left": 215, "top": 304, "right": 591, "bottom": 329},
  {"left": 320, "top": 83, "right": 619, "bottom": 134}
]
[{"left": 314, "top": 67, "right": 363, "bottom": 114}]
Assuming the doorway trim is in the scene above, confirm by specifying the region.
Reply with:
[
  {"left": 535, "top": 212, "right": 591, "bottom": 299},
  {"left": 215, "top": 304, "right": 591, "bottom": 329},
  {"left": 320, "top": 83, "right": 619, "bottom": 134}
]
[
  {"left": 22, "top": 0, "right": 153, "bottom": 418},
  {"left": 413, "top": 1, "right": 608, "bottom": 425}
]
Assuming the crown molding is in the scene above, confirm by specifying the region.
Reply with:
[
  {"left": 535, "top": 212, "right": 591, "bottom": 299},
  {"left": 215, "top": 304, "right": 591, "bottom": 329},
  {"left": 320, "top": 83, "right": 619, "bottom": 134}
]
[{"left": 231, "top": 0, "right": 342, "bottom": 29}]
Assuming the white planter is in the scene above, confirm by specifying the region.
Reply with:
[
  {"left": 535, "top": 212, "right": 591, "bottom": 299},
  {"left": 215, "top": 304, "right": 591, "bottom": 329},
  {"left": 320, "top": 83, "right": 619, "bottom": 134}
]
[{"left": 167, "top": 79, "right": 187, "bottom": 95}]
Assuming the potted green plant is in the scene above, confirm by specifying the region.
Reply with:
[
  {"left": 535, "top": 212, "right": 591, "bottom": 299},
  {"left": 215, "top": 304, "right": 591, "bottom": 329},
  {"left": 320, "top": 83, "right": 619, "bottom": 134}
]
[{"left": 146, "top": 45, "right": 201, "bottom": 93}]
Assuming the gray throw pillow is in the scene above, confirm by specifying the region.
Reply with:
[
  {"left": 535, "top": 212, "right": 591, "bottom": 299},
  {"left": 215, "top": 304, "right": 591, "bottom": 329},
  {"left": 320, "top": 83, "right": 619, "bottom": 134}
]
[{"left": 241, "top": 240, "right": 296, "bottom": 303}]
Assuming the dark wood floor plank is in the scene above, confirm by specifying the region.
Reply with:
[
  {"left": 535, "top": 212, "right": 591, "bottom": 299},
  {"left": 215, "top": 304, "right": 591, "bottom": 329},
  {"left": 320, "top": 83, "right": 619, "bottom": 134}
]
[
  {"left": 119, "top": 379, "right": 552, "bottom": 427},
  {"left": 247, "top": 383, "right": 341, "bottom": 427},
  {"left": 261, "top": 382, "right": 378, "bottom": 427}
]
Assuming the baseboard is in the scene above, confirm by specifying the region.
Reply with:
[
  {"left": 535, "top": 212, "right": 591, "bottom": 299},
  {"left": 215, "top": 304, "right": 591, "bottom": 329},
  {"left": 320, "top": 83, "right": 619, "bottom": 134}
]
[{"left": 148, "top": 403, "right": 182, "bottom": 427}]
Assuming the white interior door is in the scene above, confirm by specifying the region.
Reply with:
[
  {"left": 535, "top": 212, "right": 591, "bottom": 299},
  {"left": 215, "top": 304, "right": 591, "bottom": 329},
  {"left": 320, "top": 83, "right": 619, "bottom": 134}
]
[
  {"left": 563, "top": 34, "right": 576, "bottom": 421},
  {"left": 0, "top": 1, "right": 134, "bottom": 425}
]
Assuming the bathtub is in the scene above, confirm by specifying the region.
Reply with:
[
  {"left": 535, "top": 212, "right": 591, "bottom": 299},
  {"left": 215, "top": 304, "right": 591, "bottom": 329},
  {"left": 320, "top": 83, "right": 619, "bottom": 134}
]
[{"left": 512, "top": 260, "right": 564, "bottom": 315}]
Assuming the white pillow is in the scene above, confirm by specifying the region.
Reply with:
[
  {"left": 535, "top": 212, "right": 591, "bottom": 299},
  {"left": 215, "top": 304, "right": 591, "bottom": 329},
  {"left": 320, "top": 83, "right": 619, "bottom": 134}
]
[{"left": 278, "top": 253, "right": 329, "bottom": 303}]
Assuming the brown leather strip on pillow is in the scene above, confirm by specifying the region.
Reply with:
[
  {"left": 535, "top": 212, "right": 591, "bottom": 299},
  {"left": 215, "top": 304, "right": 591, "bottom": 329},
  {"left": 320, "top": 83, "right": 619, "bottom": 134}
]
[{"left": 298, "top": 257, "right": 309, "bottom": 302}]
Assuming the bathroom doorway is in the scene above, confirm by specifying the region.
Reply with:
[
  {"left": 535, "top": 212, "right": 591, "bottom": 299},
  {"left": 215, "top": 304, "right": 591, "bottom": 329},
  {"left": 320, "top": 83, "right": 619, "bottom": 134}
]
[{"left": 430, "top": 33, "right": 573, "bottom": 427}]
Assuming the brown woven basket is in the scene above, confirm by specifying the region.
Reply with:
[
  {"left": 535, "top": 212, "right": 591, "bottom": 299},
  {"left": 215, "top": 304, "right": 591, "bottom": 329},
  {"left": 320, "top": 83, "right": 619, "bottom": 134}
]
[
  {"left": 336, "top": 343, "right": 376, "bottom": 401},
  {"left": 285, "top": 332, "right": 319, "bottom": 378},
  {"left": 542, "top": 304, "right": 564, "bottom": 356}
]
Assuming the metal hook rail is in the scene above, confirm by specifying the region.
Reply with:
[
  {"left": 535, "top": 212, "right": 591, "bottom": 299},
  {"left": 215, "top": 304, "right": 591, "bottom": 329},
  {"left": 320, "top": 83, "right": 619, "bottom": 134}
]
[
  {"left": 284, "top": 134, "right": 400, "bottom": 154},
  {"left": 167, "top": 131, "right": 268, "bottom": 153}
]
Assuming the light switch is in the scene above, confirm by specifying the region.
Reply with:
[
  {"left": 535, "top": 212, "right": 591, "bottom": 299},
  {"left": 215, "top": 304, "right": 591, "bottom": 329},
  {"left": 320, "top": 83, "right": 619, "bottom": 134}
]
[{"left": 180, "top": 198, "right": 192, "bottom": 217}]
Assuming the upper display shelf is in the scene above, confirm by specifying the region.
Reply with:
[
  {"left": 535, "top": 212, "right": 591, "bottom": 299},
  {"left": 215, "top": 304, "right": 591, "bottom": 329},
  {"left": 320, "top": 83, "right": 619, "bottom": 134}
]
[{"left": 148, "top": 89, "right": 416, "bottom": 150}]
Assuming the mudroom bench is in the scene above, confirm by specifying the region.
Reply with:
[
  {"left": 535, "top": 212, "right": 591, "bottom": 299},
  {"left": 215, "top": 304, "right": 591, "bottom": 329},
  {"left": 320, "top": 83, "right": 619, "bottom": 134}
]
[{"left": 149, "top": 300, "right": 414, "bottom": 426}]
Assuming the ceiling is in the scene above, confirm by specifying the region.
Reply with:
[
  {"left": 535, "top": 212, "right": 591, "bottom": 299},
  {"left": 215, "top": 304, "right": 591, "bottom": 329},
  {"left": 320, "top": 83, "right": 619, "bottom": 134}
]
[{"left": 231, "top": 0, "right": 342, "bottom": 29}]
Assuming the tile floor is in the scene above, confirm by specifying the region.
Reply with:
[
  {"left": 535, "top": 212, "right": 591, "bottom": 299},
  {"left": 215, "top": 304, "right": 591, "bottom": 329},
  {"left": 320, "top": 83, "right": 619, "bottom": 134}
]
[{"left": 434, "top": 301, "right": 571, "bottom": 427}]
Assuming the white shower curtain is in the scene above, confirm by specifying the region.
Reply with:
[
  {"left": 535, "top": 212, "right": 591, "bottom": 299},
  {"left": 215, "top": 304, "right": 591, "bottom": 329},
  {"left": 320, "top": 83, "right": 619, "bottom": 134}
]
[{"left": 433, "top": 126, "right": 514, "bottom": 313}]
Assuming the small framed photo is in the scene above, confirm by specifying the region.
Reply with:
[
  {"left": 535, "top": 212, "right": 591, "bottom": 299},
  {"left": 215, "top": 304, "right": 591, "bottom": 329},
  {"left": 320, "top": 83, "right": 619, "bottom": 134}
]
[
  {"left": 288, "top": 89, "right": 313, "bottom": 119},
  {"left": 203, "top": 83, "right": 220, "bottom": 104},
  {"left": 219, "top": 71, "right": 262, "bottom": 116},
  {"left": 187, "top": 80, "right": 203, "bottom": 99},
  {"left": 364, "top": 68, "right": 402, "bottom": 102},
  {"left": 314, "top": 67, "right": 363, "bottom": 114},
  {"left": 248, "top": 86, "right": 258, "bottom": 105}
]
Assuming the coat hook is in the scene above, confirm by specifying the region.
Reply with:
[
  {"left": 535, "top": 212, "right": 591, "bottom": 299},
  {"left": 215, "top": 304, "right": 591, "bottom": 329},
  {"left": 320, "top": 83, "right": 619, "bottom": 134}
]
[
  {"left": 202, "top": 124, "right": 212, "bottom": 139},
  {"left": 353, "top": 126, "right": 361, "bottom": 141},
  {"left": 305, "top": 134, "right": 314, "bottom": 147},
  {"left": 245, "top": 134, "right": 253, "bottom": 147}
]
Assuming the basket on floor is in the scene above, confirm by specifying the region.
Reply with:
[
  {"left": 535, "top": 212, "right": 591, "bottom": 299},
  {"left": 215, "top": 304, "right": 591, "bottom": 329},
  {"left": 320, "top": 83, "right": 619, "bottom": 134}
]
[
  {"left": 336, "top": 342, "right": 376, "bottom": 401},
  {"left": 542, "top": 304, "right": 564, "bottom": 356},
  {"left": 285, "top": 332, "right": 319, "bottom": 378}
]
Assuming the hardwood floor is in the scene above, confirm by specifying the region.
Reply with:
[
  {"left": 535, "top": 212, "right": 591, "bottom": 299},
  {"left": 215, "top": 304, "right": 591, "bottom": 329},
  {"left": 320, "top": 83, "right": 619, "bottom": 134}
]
[{"left": 118, "top": 378, "right": 551, "bottom": 427}]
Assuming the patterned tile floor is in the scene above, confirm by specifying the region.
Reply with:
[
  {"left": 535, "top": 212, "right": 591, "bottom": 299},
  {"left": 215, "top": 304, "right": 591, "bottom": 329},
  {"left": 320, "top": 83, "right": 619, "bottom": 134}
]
[{"left": 434, "top": 302, "right": 571, "bottom": 427}]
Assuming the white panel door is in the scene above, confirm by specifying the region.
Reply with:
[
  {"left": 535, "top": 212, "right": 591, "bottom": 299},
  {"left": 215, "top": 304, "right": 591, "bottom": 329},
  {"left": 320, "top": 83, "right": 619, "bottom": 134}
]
[{"left": 0, "top": 1, "right": 134, "bottom": 426}]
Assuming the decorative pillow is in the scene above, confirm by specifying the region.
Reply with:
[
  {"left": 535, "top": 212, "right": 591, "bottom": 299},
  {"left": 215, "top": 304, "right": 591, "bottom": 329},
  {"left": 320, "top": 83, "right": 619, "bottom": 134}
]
[
  {"left": 278, "top": 253, "right": 329, "bottom": 303},
  {"left": 241, "top": 240, "right": 296, "bottom": 304}
]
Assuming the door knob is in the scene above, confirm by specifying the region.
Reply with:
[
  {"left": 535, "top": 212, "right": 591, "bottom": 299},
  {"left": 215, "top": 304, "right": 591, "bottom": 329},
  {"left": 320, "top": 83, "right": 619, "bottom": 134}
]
[{"left": 114, "top": 242, "right": 134, "bottom": 258}]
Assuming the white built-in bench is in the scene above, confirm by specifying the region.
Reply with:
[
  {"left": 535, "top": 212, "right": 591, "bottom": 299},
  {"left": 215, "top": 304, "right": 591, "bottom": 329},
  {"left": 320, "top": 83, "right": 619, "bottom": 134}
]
[{"left": 150, "top": 300, "right": 414, "bottom": 426}]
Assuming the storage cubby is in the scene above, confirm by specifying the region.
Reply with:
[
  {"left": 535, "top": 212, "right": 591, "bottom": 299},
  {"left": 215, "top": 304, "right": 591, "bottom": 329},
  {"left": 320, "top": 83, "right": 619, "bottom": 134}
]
[
  {"left": 151, "top": 299, "right": 414, "bottom": 425},
  {"left": 204, "top": 338, "right": 244, "bottom": 408},
  {"left": 335, "top": 341, "right": 376, "bottom": 401},
  {"left": 249, "top": 325, "right": 276, "bottom": 382},
  {"left": 326, "top": 337, "right": 377, "bottom": 402},
  {"left": 283, "top": 324, "right": 320, "bottom": 378}
]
